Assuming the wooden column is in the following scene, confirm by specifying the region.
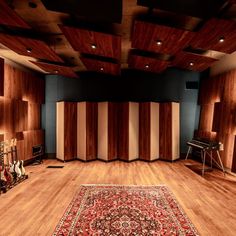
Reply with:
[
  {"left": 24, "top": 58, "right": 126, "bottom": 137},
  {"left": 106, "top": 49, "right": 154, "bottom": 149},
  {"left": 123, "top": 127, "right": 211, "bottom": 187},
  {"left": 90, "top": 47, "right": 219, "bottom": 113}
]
[
  {"left": 56, "top": 102, "right": 77, "bottom": 161},
  {"left": 118, "top": 102, "right": 139, "bottom": 161},
  {"left": 98, "top": 102, "right": 118, "bottom": 161},
  {"left": 159, "top": 102, "right": 180, "bottom": 161},
  {"left": 139, "top": 102, "right": 159, "bottom": 161},
  {"left": 0, "top": 58, "right": 3, "bottom": 96},
  {"left": 77, "top": 102, "right": 98, "bottom": 161}
]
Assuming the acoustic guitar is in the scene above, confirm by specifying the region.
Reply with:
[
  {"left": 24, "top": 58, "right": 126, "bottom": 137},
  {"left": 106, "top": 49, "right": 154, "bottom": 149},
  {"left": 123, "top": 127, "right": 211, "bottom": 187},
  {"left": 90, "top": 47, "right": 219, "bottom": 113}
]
[
  {"left": 3, "top": 140, "right": 13, "bottom": 184},
  {"left": 10, "top": 139, "right": 21, "bottom": 178}
]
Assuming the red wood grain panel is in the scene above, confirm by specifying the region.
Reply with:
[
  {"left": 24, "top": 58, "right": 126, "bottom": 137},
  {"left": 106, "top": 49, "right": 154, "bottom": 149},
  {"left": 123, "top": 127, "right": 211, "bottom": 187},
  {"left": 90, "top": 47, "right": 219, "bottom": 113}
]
[
  {"left": 60, "top": 25, "right": 121, "bottom": 60},
  {"left": 128, "top": 55, "right": 169, "bottom": 73},
  {"left": 0, "top": 97, "right": 3, "bottom": 133},
  {"left": 31, "top": 61, "right": 78, "bottom": 78},
  {"left": 132, "top": 20, "right": 195, "bottom": 55},
  {"left": 117, "top": 103, "right": 129, "bottom": 161},
  {"left": 0, "top": 33, "right": 63, "bottom": 62},
  {"left": 64, "top": 103, "right": 77, "bottom": 161},
  {"left": 13, "top": 99, "right": 28, "bottom": 132},
  {"left": 159, "top": 103, "right": 172, "bottom": 160},
  {"left": 108, "top": 102, "right": 118, "bottom": 160},
  {"left": 190, "top": 18, "right": 236, "bottom": 53},
  {"left": 4, "top": 63, "right": 23, "bottom": 99},
  {"left": 198, "top": 74, "right": 224, "bottom": 104},
  {"left": 173, "top": 51, "right": 218, "bottom": 72},
  {"left": 0, "top": 58, "right": 3, "bottom": 96},
  {"left": 16, "top": 139, "right": 25, "bottom": 161},
  {"left": 3, "top": 98, "right": 13, "bottom": 135},
  {"left": 81, "top": 58, "right": 120, "bottom": 75},
  {"left": 232, "top": 136, "right": 236, "bottom": 173},
  {"left": 222, "top": 69, "right": 236, "bottom": 103},
  {"left": 0, "top": 0, "right": 30, "bottom": 29},
  {"left": 86, "top": 102, "right": 98, "bottom": 161},
  {"left": 194, "top": 130, "right": 217, "bottom": 141},
  {"left": 198, "top": 104, "right": 214, "bottom": 132},
  {"left": 28, "top": 103, "right": 41, "bottom": 130},
  {"left": 139, "top": 102, "right": 151, "bottom": 160}
]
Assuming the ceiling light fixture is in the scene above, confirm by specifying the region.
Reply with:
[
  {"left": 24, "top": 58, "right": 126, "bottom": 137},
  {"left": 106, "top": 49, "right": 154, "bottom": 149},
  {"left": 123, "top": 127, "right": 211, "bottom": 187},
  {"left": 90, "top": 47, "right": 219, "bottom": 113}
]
[
  {"left": 91, "top": 44, "right": 97, "bottom": 49},
  {"left": 100, "top": 67, "right": 104, "bottom": 71},
  {"left": 189, "top": 62, "right": 194, "bottom": 66},
  {"left": 156, "top": 40, "right": 162, "bottom": 46},
  {"left": 28, "top": 2, "right": 38, "bottom": 8},
  {"left": 219, "top": 37, "right": 225, "bottom": 43},
  {"left": 54, "top": 70, "right": 59, "bottom": 74},
  {"left": 26, "top": 48, "right": 32, "bottom": 53},
  {"left": 145, "top": 64, "right": 150, "bottom": 69}
]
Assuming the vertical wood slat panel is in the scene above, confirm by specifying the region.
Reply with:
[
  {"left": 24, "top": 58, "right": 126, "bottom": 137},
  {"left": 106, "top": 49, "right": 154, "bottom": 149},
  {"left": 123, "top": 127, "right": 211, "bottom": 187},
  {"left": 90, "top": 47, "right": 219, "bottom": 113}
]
[
  {"left": 159, "top": 103, "right": 172, "bottom": 160},
  {"left": 117, "top": 102, "right": 129, "bottom": 161},
  {"left": 64, "top": 102, "right": 77, "bottom": 161},
  {"left": 0, "top": 97, "right": 4, "bottom": 133},
  {"left": 0, "top": 58, "right": 3, "bottom": 96},
  {"left": 139, "top": 102, "right": 151, "bottom": 161},
  {"left": 86, "top": 102, "right": 98, "bottom": 161},
  {"left": 108, "top": 102, "right": 118, "bottom": 160},
  {"left": 13, "top": 99, "right": 28, "bottom": 132}
]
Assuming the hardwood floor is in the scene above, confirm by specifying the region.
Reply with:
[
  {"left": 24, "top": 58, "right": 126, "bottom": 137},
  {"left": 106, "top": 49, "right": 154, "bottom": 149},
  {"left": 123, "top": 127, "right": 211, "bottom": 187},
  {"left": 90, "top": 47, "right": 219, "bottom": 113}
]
[{"left": 0, "top": 159, "right": 236, "bottom": 236}]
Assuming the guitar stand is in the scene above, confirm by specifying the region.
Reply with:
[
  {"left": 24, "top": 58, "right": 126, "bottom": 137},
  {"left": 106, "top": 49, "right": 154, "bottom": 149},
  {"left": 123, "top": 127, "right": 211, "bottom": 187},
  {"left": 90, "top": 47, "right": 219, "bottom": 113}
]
[{"left": 185, "top": 147, "right": 225, "bottom": 176}]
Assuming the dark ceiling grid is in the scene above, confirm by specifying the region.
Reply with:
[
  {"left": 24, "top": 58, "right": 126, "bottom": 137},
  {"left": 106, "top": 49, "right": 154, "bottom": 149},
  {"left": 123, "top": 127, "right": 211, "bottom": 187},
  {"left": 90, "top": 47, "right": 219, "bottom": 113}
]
[
  {"left": 172, "top": 51, "right": 218, "bottom": 72},
  {"left": 0, "top": 0, "right": 235, "bottom": 75},
  {"left": 30, "top": 61, "right": 79, "bottom": 78}
]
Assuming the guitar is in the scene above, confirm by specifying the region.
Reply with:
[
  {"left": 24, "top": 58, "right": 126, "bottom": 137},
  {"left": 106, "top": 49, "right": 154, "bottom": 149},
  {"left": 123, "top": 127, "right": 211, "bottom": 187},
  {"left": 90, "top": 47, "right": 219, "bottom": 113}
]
[
  {"left": 0, "top": 142, "right": 7, "bottom": 191},
  {"left": 11, "top": 139, "right": 21, "bottom": 178},
  {"left": 3, "top": 140, "right": 13, "bottom": 184}
]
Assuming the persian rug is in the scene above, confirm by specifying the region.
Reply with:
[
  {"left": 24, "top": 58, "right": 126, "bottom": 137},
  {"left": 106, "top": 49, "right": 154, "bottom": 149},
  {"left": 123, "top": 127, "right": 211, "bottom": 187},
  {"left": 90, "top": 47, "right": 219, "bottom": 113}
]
[{"left": 53, "top": 185, "right": 199, "bottom": 236}]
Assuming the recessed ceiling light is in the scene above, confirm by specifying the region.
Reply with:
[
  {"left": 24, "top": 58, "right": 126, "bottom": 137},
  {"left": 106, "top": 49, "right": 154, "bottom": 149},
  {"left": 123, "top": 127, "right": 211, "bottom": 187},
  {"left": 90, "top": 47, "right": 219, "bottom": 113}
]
[
  {"left": 54, "top": 70, "right": 59, "bottom": 74},
  {"left": 100, "top": 67, "right": 104, "bottom": 71},
  {"left": 219, "top": 37, "right": 225, "bottom": 43},
  {"left": 26, "top": 48, "right": 32, "bottom": 53},
  {"left": 156, "top": 40, "right": 162, "bottom": 46},
  {"left": 91, "top": 44, "right": 97, "bottom": 49},
  {"left": 189, "top": 62, "right": 194, "bottom": 66},
  {"left": 145, "top": 64, "right": 150, "bottom": 69}
]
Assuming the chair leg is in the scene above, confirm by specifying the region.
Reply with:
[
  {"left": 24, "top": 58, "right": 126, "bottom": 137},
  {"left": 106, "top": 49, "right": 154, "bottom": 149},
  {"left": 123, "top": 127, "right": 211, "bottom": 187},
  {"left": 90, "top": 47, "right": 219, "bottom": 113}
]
[
  {"left": 202, "top": 151, "right": 206, "bottom": 176},
  {"left": 185, "top": 147, "right": 191, "bottom": 160},
  {"left": 216, "top": 150, "right": 225, "bottom": 176}
]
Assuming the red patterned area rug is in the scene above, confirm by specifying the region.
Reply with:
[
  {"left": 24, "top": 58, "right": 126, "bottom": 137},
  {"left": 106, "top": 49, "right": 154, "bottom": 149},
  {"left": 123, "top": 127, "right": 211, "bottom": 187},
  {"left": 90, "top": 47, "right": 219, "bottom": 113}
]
[{"left": 53, "top": 185, "right": 199, "bottom": 236}]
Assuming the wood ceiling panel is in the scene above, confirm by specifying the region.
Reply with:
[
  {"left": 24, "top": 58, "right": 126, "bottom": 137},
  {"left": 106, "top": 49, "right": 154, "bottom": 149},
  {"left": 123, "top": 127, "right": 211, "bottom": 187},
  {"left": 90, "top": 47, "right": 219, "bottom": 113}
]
[
  {"left": 128, "top": 54, "right": 169, "bottom": 73},
  {"left": 30, "top": 61, "right": 78, "bottom": 78},
  {"left": 172, "top": 51, "right": 218, "bottom": 72},
  {"left": 60, "top": 25, "right": 121, "bottom": 60},
  {"left": 132, "top": 20, "right": 195, "bottom": 55},
  {"left": 190, "top": 18, "right": 236, "bottom": 53},
  {"left": 81, "top": 58, "right": 120, "bottom": 75},
  {"left": 0, "top": 0, "right": 30, "bottom": 29},
  {"left": 0, "top": 33, "right": 63, "bottom": 63}
]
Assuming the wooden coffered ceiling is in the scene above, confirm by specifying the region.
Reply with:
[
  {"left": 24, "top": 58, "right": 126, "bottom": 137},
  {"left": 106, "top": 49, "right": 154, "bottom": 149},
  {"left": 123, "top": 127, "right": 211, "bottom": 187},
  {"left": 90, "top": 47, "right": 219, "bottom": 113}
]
[{"left": 0, "top": 0, "right": 235, "bottom": 77}]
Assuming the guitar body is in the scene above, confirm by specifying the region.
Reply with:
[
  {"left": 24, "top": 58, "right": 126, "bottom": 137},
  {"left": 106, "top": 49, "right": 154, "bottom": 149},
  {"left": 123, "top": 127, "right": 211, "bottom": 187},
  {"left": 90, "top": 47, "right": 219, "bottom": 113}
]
[
  {"left": 4, "top": 167, "right": 13, "bottom": 184},
  {"left": 14, "top": 161, "right": 21, "bottom": 178},
  {"left": 19, "top": 160, "right": 26, "bottom": 176}
]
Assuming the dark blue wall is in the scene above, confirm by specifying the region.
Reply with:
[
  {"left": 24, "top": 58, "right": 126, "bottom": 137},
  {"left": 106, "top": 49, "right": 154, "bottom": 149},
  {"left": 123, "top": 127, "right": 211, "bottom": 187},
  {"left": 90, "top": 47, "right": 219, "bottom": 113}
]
[{"left": 42, "top": 68, "right": 200, "bottom": 154}]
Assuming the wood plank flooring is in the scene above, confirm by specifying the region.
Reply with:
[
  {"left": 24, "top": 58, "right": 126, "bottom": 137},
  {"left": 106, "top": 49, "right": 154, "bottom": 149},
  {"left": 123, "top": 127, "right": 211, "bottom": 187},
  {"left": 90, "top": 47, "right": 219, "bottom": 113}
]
[{"left": 0, "top": 159, "right": 236, "bottom": 236}]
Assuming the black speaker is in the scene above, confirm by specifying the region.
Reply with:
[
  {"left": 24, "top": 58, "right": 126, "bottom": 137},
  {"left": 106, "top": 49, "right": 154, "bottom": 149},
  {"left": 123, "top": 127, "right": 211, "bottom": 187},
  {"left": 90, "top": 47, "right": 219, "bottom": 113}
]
[{"left": 185, "top": 81, "right": 199, "bottom": 90}]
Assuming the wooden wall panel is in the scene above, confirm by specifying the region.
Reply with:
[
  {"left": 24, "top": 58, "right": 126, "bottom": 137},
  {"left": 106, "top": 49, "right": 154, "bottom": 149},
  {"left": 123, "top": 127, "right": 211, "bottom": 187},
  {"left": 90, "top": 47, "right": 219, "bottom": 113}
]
[
  {"left": 13, "top": 100, "right": 28, "bottom": 132},
  {"left": 222, "top": 69, "right": 236, "bottom": 103},
  {"left": 159, "top": 103, "right": 172, "bottom": 160},
  {"left": 194, "top": 130, "right": 217, "bottom": 141},
  {"left": 28, "top": 103, "right": 41, "bottom": 130},
  {"left": 3, "top": 98, "right": 13, "bottom": 135},
  {"left": 108, "top": 102, "right": 118, "bottom": 160},
  {"left": 64, "top": 103, "right": 77, "bottom": 161},
  {"left": 86, "top": 102, "right": 98, "bottom": 161},
  {"left": 0, "top": 97, "right": 4, "bottom": 133},
  {"left": 198, "top": 75, "right": 224, "bottom": 104},
  {"left": 199, "top": 104, "right": 214, "bottom": 132},
  {"left": 0, "top": 58, "right": 3, "bottom": 96},
  {"left": 139, "top": 102, "right": 151, "bottom": 160},
  {"left": 117, "top": 103, "right": 129, "bottom": 160}
]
